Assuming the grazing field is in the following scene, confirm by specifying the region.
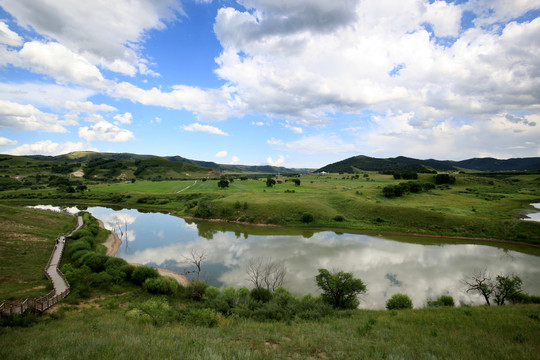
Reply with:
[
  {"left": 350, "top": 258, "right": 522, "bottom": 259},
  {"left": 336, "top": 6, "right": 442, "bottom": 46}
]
[
  {"left": 1, "top": 171, "right": 539, "bottom": 244},
  {"left": 0, "top": 204, "right": 77, "bottom": 299},
  {"left": 1, "top": 298, "right": 539, "bottom": 360},
  {"left": 91, "top": 180, "right": 197, "bottom": 194}
]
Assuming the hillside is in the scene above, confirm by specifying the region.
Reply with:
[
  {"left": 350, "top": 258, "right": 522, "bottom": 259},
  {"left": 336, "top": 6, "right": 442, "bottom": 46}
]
[
  {"left": 20, "top": 152, "right": 311, "bottom": 175},
  {"left": 317, "top": 155, "right": 540, "bottom": 173}
]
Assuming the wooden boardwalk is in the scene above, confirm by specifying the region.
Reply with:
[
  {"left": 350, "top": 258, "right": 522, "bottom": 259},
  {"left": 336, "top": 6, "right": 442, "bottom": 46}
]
[{"left": 0, "top": 215, "right": 84, "bottom": 315}]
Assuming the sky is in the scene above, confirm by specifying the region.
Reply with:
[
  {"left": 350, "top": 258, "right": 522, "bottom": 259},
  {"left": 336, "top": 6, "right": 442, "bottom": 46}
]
[{"left": 0, "top": 0, "right": 539, "bottom": 169}]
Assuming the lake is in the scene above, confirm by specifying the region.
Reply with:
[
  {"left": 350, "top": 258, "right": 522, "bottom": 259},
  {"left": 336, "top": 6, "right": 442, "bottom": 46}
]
[{"left": 31, "top": 205, "right": 540, "bottom": 309}]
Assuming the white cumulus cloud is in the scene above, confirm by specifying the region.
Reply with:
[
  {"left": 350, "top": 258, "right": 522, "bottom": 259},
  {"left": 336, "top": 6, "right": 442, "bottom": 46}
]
[
  {"left": 0, "top": 137, "right": 17, "bottom": 146},
  {"left": 113, "top": 112, "right": 133, "bottom": 124},
  {"left": 183, "top": 123, "right": 229, "bottom": 136},
  {"left": 0, "top": 0, "right": 184, "bottom": 76},
  {"left": 5, "top": 140, "right": 95, "bottom": 156},
  {"left": 0, "top": 99, "right": 67, "bottom": 132},
  {"left": 216, "top": 150, "right": 228, "bottom": 158},
  {"left": 79, "top": 120, "right": 134, "bottom": 142},
  {"left": 0, "top": 21, "right": 23, "bottom": 46},
  {"left": 267, "top": 155, "right": 285, "bottom": 167},
  {"left": 19, "top": 41, "right": 111, "bottom": 89}
]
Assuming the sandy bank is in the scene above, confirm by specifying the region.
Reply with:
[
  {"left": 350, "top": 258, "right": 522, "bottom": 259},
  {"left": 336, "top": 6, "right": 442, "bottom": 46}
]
[{"left": 97, "top": 220, "right": 190, "bottom": 287}]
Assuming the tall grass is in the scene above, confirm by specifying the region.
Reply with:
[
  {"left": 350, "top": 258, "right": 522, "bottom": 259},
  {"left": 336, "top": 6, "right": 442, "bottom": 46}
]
[{"left": 1, "top": 304, "right": 539, "bottom": 359}]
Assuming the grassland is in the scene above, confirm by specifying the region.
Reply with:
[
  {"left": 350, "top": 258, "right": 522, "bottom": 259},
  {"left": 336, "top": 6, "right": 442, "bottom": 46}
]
[
  {"left": 1, "top": 204, "right": 539, "bottom": 360},
  {"left": 83, "top": 172, "right": 540, "bottom": 244},
  {"left": 1, "top": 170, "right": 539, "bottom": 244},
  {"left": 1, "top": 296, "right": 539, "bottom": 360},
  {"left": 0, "top": 204, "right": 77, "bottom": 299}
]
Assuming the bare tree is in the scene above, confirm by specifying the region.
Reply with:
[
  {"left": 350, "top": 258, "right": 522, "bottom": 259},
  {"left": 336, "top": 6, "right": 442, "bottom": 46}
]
[
  {"left": 246, "top": 257, "right": 286, "bottom": 291},
  {"left": 246, "top": 258, "right": 264, "bottom": 289},
  {"left": 183, "top": 249, "right": 207, "bottom": 281},
  {"left": 463, "top": 269, "right": 494, "bottom": 306}
]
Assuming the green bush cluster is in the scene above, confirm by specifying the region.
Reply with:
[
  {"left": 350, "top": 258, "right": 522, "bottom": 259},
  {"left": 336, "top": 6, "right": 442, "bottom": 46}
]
[
  {"left": 202, "top": 286, "right": 333, "bottom": 321},
  {"left": 63, "top": 213, "right": 180, "bottom": 301},
  {"left": 427, "top": 295, "right": 455, "bottom": 307},
  {"left": 386, "top": 293, "right": 413, "bottom": 310},
  {"left": 382, "top": 181, "right": 435, "bottom": 198}
]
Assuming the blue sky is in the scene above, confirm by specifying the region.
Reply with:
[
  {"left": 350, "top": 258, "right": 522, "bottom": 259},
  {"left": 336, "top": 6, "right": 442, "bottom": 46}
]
[{"left": 0, "top": 0, "right": 539, "bottom": 168}]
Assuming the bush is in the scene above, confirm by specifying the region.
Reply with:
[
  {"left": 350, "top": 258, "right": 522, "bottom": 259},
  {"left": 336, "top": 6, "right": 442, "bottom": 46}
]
[
  {"left": 189, "top": 280, "right": 208, "bottom": 301},
  {"left": 83, "top": 253, "right": 109, "bottom": 273},
  {"left": 131, "top": 266, "right": 159, "bottom": 285},
  {"left": 143, "top": 276, "right": 180, "bottom": 295},
  {"left": 250, "top": 287, "right": 273, "bottom": 303},
  {"left": 435, "top": 173, "right": 456, "bottom": 185},
  {"left": 386, "top": 293, "right": 413, "bottom": 310},
  {"left": 104, "top": 257, "right": 128, "bottom": 270},
  {"left": 67, "top": 240, "right": 91, "bottom": 257},
  {"left": 205, "top": 286, "right": 221, "bottom": 300},
  {"left": 427, "top": 295, "right": 455, "bottom": 307},
  {"left": 182, "top": 308, "right": 219, "bottom": 327},
  {"left": 333, "top": 215, "right": 344, "bottom": 222},
  {"left": 301, "top": 212, "right": 314, "bottom": 223}
]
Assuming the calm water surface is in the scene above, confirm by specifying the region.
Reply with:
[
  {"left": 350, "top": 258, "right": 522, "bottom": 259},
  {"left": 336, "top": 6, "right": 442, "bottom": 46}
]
[{"left": 32, "top": 205, "right": 540, "bottom": 309}]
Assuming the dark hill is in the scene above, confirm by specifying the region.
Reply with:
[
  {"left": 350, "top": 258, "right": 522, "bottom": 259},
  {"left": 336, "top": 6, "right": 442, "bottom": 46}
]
[{"left": 317, "top": 155, "right": 540, "bottom": 173}]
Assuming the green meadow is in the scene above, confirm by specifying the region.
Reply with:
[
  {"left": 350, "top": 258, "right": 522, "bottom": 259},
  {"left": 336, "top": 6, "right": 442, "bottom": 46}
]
[
  {"left": 2, "top": 171, "right": 539, "bottom": 244},
  {"left": 1, "top": 300, "right": 539, "bottom": 360},
  {"left": 0, "top": 204, "right": 77, "bottom": 300},
  {"left": 1, "top": 184, "right": 539, "bottom": 360}
]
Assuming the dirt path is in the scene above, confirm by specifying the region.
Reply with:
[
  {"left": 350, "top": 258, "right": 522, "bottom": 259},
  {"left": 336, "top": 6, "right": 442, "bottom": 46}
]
[{"left": 175, "top": 180, "right": 197, "bottom": 193}]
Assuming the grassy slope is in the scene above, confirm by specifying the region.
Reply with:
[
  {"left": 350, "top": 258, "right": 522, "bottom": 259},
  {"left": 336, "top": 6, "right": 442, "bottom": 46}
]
[
  {"left": 0, "top": 204, "right": 77, "bottom": 299},
  {"left": 1, "top": 301, "right": 539, "bottom": 360},
  {"left": 2, "top": 172, "right": 539, "bottom": 243}
]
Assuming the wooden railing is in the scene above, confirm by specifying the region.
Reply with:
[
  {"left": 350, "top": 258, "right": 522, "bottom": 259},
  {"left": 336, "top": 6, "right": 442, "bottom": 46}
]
[{"left": 0, "top": 215, "right": 83, "bottom": 315}]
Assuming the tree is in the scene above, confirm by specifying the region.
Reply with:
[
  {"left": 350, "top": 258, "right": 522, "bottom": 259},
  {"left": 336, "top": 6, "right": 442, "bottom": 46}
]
[
  {"left": 315, "top": 269, "right": 367, "bottom": 309},
  {"left": 183, "top": 249, "right": 207, "bottom": 281},
  {"left": 217, "top": 179, "right": 229, "bottom": 189},
  {"left": 493, "top": 274, "right": 522, "bottom": 305},
  {"left": 246, "top": 257, "right": 286, "bottom": 291},
  {"left": 293, "top": 178, "right": 301, "bottom": 186},
  {"left": 464, "top": 269, "right": 494, "bottom": 305},
  {"left": 76, "top": 184, "right": 87, "bottom": 192},
  {"left": 464, "top": 270, "right": 523, "bottom": 306},
  {"left": 266, "top": 177, "right": 276, "bottom": 187}
]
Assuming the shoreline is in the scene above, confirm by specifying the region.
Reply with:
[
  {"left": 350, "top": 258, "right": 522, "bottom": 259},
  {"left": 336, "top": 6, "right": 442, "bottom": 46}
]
[
  {"left": 179, "top": 215, "right": 540, "bottom": 249},
  {"left": 21, "top": 201, "right": 540, "bottom": 248},
  {"left": 97, "top": 220, "right": 190, "bottom": 287}
]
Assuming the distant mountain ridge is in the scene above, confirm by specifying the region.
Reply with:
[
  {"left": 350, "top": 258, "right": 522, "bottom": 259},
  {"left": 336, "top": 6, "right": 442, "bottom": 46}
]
[
  {"left": 23, "top": 151, "right": 312, "bottom": 174},
  {"left": 317, "top": 155, "right": 540, "bottom": 173}
]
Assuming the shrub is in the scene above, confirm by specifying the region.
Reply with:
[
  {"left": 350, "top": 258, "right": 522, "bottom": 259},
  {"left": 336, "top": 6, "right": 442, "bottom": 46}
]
[
  {"left": 143, "top": 276, "right": 180, "bottom": 295},
  {"left": 301, "top": 212, "right": 314, "bottom": 223},
  {"left": 182, "top": 308, "right": 219, "bottom": 327},
  {"left": 104, "top": 257, "right": 128, "bottom": 270},
  {"left": 250, "top": 287, "right": 273, "bottom": 303},
  {"left": 70, "top": 249, "right": 90, "bottom": 263},
  {"left": 205, "top": 286, "right": 221, "bottom": 300},
  {"left": 333, "top": 215, "right": 345, "bottom": 222},
  {"left": 427, "top": 295, "right": 455, "bottom": 307},
  {"left": 118, "top": 264, "right": 135, "bottom": 280},
  {"left": 131, "top": 266, "right": 159, "bottom": 285},
  {"left": 83, "top": 253, "right": 109, "bottom": 273},
  {"left": 189, "top": 280, "right": 208, "bottom": 301},
  {"left": 67, "top": 240, "right": 91, "bottom": 257},
  {"left": 386, "top": 293, "right": 413, "bottom": 310},
  {"left": 435, "top": 173, "right": 456, "bottom": 185}
]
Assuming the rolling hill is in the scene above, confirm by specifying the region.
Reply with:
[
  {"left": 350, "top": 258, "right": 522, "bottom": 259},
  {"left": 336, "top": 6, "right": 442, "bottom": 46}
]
[{"left": 317, "top": 155, "right": 540, "bottom": 173}]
